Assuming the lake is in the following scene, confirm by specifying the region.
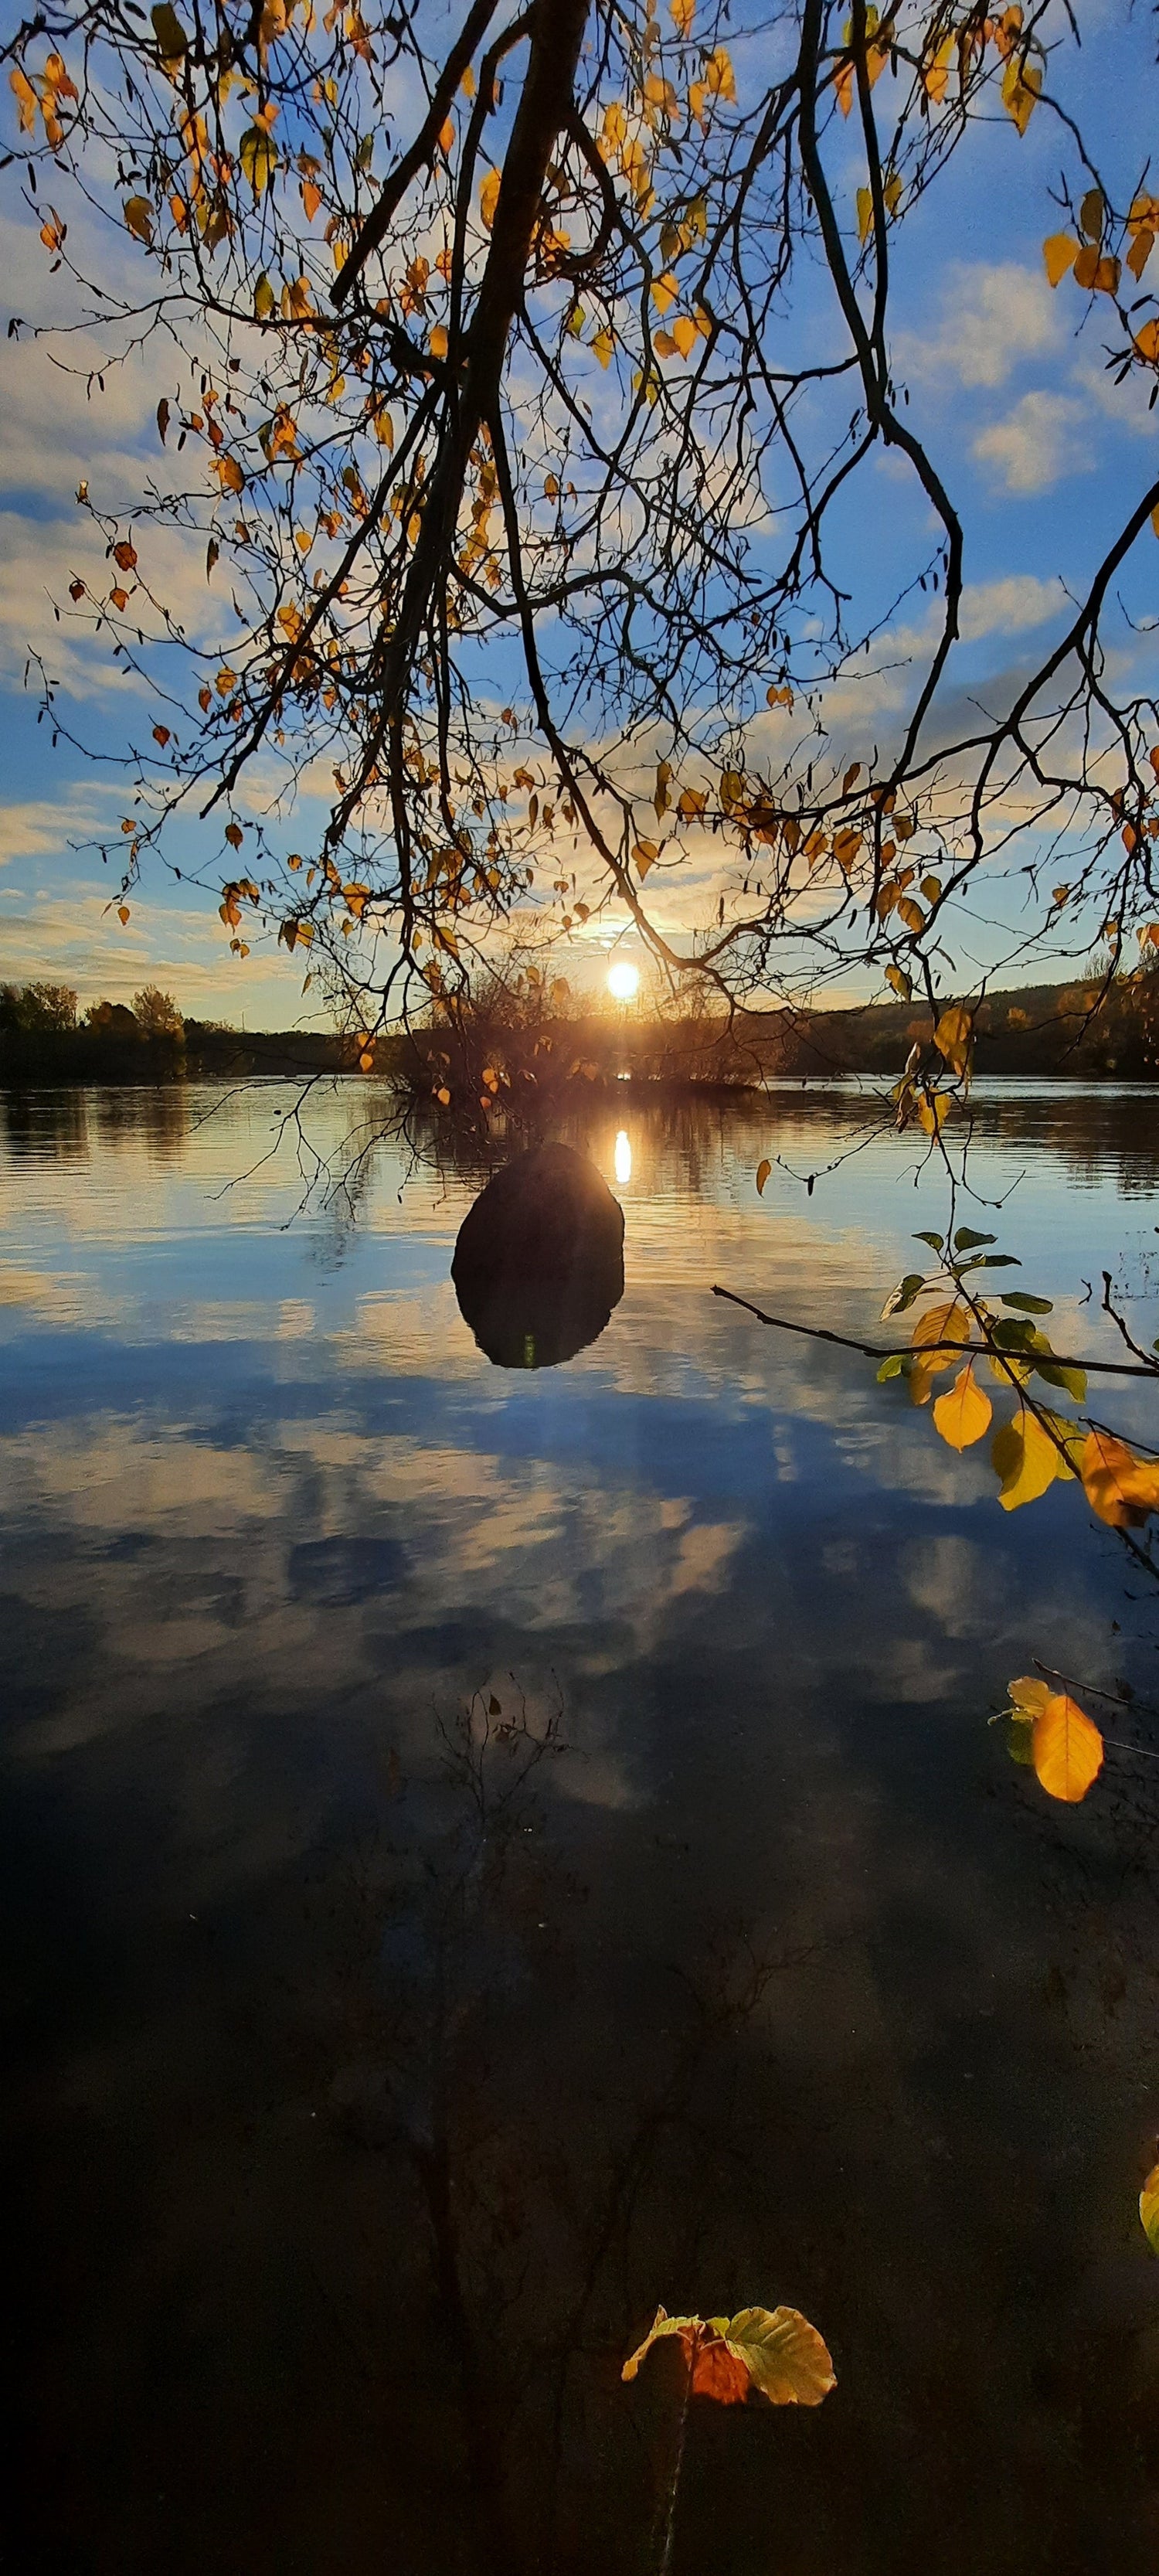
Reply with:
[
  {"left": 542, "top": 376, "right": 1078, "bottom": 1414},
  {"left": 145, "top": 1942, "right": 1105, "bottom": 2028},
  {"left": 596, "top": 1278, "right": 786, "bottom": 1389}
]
[{"left": 4, "top": 1079, "right": 1159, "bottom": 2574}]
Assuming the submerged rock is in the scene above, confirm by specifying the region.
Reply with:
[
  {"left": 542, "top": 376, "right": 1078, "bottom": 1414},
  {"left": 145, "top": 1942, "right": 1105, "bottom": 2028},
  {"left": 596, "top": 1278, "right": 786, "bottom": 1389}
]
[{"left": 452, "top": 1141, "right": 625, "bottom": 1369}]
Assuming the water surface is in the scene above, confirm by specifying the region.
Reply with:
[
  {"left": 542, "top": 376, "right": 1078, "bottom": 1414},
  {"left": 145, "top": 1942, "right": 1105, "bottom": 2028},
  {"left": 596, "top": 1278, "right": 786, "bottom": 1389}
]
[{"left": 4, "top": 1080, "right": 1159, "bottom": 2574}]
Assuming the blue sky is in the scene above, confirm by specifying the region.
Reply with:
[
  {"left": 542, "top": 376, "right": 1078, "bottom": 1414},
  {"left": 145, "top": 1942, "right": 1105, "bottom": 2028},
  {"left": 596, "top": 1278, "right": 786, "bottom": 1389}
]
[{"left": 1, "top": 0, "right": 1157, "bottom": 1025}]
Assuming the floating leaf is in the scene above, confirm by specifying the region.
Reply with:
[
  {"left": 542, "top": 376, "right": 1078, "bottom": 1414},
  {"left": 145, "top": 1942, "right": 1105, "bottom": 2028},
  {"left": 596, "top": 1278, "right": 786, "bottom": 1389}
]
[
  {"left": 1140, "top": 2165, "right": 1159, "bottom": 2254},
  {"left": 622, "top": 2305, "right": 834, "bottom": 2408},
  {"left": 933, "top": 1360, "right": 992, "bottom": 1451},
  {"left": 1031, "top": 1690, "right": 1103, "bottom": 1803}
]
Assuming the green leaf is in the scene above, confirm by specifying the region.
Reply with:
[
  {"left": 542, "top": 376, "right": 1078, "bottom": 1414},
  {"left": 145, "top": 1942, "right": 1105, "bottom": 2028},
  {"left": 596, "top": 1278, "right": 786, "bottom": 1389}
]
[
  {"left": 1001, "top": 1292, "right": 1053, "bottom": 1313},
  {"left": 970, "top": 1254, "right": 1021, "bottom": 1269},
  {"left": 1033, "top": 1358, "right": 1087, "bottom": 1403},
  {"left": 877, "top": 1352, "right": 905, "bottom": 1380},
  {"left": 913, "top": 1230, "right": 943, "bottom": 1251},
  {"left": 953, "top": 1227, "right": 996, "bottom": 1251},
  {"left": 151, "top": 2, "right": 189, "bottom": 53},
  {"left": 1006, "top": 1713, "right": 1035, "bottom": 1765},
  {"left": 991, "top": 1317, "right": 1036, "bottom": 1349},
  {"left": 881, "top": 1271, "right": 925, "bottom": 1319},
  {"left": 253, "top": 271, "right": 275, "bottom": 319}
]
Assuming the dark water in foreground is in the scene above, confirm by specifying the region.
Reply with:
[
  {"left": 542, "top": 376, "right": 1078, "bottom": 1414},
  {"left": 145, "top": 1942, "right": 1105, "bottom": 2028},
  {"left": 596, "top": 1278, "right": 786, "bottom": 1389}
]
[{"left": 4, "top": 1080, "right": 1159, "bottom": 2574}]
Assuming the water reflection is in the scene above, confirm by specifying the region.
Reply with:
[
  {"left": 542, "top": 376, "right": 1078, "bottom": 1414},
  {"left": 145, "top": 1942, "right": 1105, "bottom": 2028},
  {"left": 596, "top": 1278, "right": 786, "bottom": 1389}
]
[
  {"left": 613, "top": 1128, "right": 632, "bottom": 1187},
  {"left": 5, "top": 1081, "right": 1159, "bottom": 2572},
  {"left": 451, "top": 1140, "right": 625, "bottom": 1369}
]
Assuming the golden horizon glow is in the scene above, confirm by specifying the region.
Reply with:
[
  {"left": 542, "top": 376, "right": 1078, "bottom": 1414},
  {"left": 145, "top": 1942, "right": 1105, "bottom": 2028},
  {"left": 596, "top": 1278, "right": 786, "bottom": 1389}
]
[{"left": 606, "top": 959, "right": 640, "bottom": 1002}]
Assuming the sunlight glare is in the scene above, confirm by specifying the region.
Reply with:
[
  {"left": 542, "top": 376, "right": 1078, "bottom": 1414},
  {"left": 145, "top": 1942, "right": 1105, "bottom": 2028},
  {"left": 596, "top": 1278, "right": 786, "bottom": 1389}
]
[
  {"left": 613, "top": 1131, "right": 632, "bottom": 1187},
  {"left": 606, "top": 959, "right": 640, "bottom": 1002}
]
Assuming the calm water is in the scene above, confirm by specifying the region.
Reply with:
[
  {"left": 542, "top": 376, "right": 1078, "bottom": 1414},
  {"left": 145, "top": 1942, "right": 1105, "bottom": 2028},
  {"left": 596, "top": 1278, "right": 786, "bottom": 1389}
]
[{"left": 4, "top": 1080, "right": 1159, "bottom": 2574}]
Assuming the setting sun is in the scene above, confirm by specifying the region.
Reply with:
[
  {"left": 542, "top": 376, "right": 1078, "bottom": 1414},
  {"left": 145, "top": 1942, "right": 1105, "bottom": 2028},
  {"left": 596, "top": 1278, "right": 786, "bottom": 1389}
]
[{"left": 606, "top": 960, "right": 640, "bottom": 1002}]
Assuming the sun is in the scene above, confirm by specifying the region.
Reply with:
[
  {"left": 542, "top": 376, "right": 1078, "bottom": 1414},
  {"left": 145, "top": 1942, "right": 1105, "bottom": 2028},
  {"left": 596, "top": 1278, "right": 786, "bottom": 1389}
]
[{"left": 606, "top": 959, "right": 640, "bottom": 1002}]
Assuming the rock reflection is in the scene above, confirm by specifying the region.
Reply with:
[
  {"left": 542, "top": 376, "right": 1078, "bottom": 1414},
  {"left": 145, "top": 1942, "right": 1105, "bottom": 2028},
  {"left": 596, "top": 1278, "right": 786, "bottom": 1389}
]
[{"left": 452, "top": 1142, "right": 624, "bottom": 1369}]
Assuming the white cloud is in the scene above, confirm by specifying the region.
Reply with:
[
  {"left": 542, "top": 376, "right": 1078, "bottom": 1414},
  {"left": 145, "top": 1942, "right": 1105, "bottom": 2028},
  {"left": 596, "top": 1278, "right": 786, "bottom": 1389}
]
[
  {"left": 972, "top": 391, "right": 1091, "bottom": 495},
  {"left": 894, "top": 261, "right": 1061, "bottom": 391},
  {"left": 0, "top": 785, "right": 117, "bottom": 863},
  {"left": 957, "top": 573, "right": 1065, "bottom": 639}
]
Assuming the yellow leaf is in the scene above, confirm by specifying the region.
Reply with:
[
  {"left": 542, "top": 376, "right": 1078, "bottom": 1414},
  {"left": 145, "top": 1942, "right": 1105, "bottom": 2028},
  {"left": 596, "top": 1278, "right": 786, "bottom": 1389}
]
[
  {"left": 9, "top": 66, "right": 37, "bottom": 133},
  {"left": 590, "top": 327, "right": 614, "bottom": 368},
  {"left": 1140, "top": 2165, "right": 1159, "bottom": 2254},
  {"left": 370, "top": 402, "right": 395, "bottom": 447},
  {"left": 923, "top": 36, "right": 953, "bottom": 101},
  {"left": 1080, "top": 1428, "right": 1159, "bottom": 1528},
  {"left": 1031, "top": 1692, "right": 1103, "bottom": 1803},
  {"left": 651, "top": 271, "right": 679, "bottom": 315},
  {"left": 430, "top": 323, "right": 448, "bottom": 358},
  {"left": 1008, "top": 1674, "right": 1052, "bottom": 1718},
  {"left": 622, "top": 2305, "right": 834, "bottom": 2409},
  {"left": 301, "top": 179, "right": 322, "bottom": 220},
  {"left": 1001, "top": 53, "right": 1040, "bottom": 134},
  {"left": 991, "top": 1405, "right": 1063, "bottom": 1510},
  {"left": 1042, "top": 232, "right": 1077, "bottom": 287},
  {"left": 916, "top": 1090, "right": 950, "bottom": 1137},
  {"left": 671, "top": 314, "right": 696, "bottom": 358},
  {"left": 857, "top": 186, "right": 872, "bottom": 245},
  {"left": 756, "top": 1158, "right": 771, "bottom": 1196},
  {"left": 932, "top": 1361, "right": 992, "bottom": 1451},
  {"left": 117, "top": 904, "right": 131, "bottom": 924},
  {"left": 1073, "top": 243, "right": 1120, "bottom": 294},
  {"left": 704, "top": 46, "right": 736, "bottom": 100},
  {"left": 1134, "top": 318, "right": 1159, "bottom": 364},
  {"left": 898, "top": 897, "right": 925, "bottom": 934},
  {"left": 479, "top": 167, "right": 501, "bottom": 230},
  {"left": 1127, "top": 228, "right": 1154, "bottom": 282},
  {"left": 883, "top": 172, "right": 902, "bottom": 219},
  {"left": 240, "top": 124, "right": 279, "bottom": 196},
  {"left": 885, "top": 964, "right": 911, "bottom": 999},
  {"left": 671, "top": 0, "right": 695, "bottom": 32},
  {"left": 253, "top": 271, "right": 275, "bottom": 319},
  {"left": 933, "top": 1002, "right": 972, "bottom": 1074}
]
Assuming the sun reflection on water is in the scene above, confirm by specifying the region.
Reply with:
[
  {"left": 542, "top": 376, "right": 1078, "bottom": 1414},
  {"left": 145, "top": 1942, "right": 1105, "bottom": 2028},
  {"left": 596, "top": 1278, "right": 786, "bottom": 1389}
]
[{"left": 613, "top": 1129, "right": 632, "bottom": 1187}]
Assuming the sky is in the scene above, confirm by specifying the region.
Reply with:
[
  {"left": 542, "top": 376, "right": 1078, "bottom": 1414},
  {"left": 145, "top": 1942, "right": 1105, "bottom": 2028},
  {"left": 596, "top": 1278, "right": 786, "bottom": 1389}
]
[{"left": 1, "top": 0, "right": 1157, "bottom": 1026}]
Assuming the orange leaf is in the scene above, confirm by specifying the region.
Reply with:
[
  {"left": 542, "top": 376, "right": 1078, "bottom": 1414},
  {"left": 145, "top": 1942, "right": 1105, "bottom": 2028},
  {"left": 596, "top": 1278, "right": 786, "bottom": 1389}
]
[
  {"left": 1080, "top": 1428, "right": 1159, "bottom": 1528},
  {"left": 1031, "top": 1692, "right": 1103, "bottom": 1802}
]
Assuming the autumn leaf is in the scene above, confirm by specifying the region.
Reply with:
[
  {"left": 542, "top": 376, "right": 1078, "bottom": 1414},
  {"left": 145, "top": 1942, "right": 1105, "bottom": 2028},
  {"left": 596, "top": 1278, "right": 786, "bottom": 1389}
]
[
  {"left": 991, "top": 1404, "right": 1066, "bottom": 1510},
  {"left": 1030, "top": 1690, "right": 1103, "bottom": 1802},
  {"left": 1042, "top": 233, "right": 1077, "bottom": 286},
  {"left": 671, "top": 314, "right": 697, "bottom": 358},
  {"left": 933, "top": 1003, "right": 972, "bottom": 1074},
  {"left": 240, "top": 124, "right": 279, "bottom": 196},
  {"left": 124, "top": 196, "right": 155, "bottom": 247},
  {"left": 10, "top": 67, "right": 37, "bottom": 134},
  {"left": 479, "top": 167, "right": 501, "bottom": 230},
  {"left": 756, "top": 1158, "right": 771, "bottom": 1196},
  {"left": 1001, "top": 53, "right": 1040, "bottom": 134},
  {"left": 1140, "top": 2166, "right": 1159, "bottom": 2254},
  {"left": 1080, "top": 1428, "right": 1159, "bottom": 1529},
  {"left": 622, "top": 2305, "right": 834, "bottom": 2408},
  {"left": 932, "top": 1361, "right": 992, "bottom": 1451}
]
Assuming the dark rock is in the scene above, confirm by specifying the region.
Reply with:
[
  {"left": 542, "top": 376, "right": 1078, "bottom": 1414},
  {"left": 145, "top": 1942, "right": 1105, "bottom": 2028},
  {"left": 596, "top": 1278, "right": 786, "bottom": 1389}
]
[{"left": 452, "top": 1142, "right": 624, "bottom": 1369}]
